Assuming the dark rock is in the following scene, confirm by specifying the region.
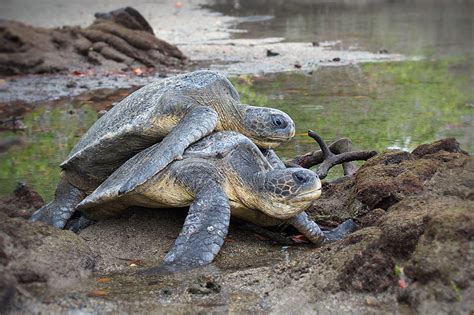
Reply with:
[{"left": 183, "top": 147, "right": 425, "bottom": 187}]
[
  {"left": 353, "top": 150, "right": 439, "bottom": 210},
  {"left": 0, "top": 182, "right": 44, "bottom": 218},
  {"left": 0, "top": 194, "right": 97, "bottom": 311},
  {"left": 66, "top": 80, "right": 77, "bottom": 88},
  {"left": 0, "top": 270, "right": 16, "bottom": 313},
  {"left": 94, "top": 7, "right": 155, "bottom": 35},
  {"left": 303, "top": 138, "right": 473, "bottom": 312},
  {"left": 266, "top": 49, "right": 279, "bottom": 57},
  {"left": 412, "top": 138, "right": 467, "bottom": 157}
]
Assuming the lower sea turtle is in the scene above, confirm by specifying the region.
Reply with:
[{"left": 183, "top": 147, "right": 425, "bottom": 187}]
[
  {"left": 31, "top": 70, "right": 295, "bottom": 228},
  {"left": 76, "top": 131, "right": 357, "bottom": 268}
]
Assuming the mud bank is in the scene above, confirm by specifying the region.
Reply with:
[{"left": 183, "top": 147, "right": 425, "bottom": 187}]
[
  {"left": 0, "top": 138, "right": 472, "bottom": 314},
  {"left": 0, "top": 7, "right": 185, "bottom": 76}
]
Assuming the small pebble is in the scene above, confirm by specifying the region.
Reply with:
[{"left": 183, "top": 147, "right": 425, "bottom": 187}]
[
  {"left": 266, "top": 49, "right": 279, "bottom": 57},
  {"left": 66, "top": 80, "right": 77, "bottom": 88}
]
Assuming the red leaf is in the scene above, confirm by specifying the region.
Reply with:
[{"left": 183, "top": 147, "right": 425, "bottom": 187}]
[
  {"left": 224, "top": 237, "right": 235, "bottom": 243},
  {"left": 398, "top": 279, "right": 408, "bottom": 289},
  {"left": 71, "top": 70, "right": 85, "bottom": 76},
  {"left": 291, "top": 234, "right": 310, "bottom": 243}
]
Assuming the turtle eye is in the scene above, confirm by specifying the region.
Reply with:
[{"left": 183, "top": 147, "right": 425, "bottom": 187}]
[
  {"left": 292, "top": 171, "right": 309, "bottom": 184},
  {"left": 271, "top": 114, "right": 287, "bottom": 129}
]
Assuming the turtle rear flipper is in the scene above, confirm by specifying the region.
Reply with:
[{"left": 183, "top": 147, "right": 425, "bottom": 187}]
[{"left": 30, "top": 174, "right": 85, "bottom": 229}]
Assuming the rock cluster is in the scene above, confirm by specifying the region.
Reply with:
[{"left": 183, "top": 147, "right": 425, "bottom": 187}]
[
  {"left": 0, "top": 7, "right": 186, "bottom": 75},
  {"left": 308, "top": 138, "right": 473, "bottom": 312}
]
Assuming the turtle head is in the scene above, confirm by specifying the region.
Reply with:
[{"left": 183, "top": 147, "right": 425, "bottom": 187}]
[
  {"left": 240, "top": 106, "right": 295, "bottom": 148},
  {"left": 254, "top": 168, "right": 321, "bottom": 219}
]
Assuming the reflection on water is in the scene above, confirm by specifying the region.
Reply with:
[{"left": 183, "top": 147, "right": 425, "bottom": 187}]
[
  {"left": 204, "top": 0, "right": 474, "bottom": 59},
  {"left": 1, "top": 60, "right": 472, "bottom": 200},
  {"left": 0, "top": 105, "right": 98, "bottom": 200},
  {"left": 244, "top": 61, "right": 473, "bottom": 160}
]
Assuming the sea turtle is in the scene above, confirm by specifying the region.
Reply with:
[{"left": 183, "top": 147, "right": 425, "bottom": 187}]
[
  {"left": 75, "top": 131, "right": 357, "bottom": 268},
  {"left": 31, "top": 71, "right": 295, "bottom": 228}
]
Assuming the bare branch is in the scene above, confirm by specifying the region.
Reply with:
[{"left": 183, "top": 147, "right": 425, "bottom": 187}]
[
  {"left": 288, "top": 130, "right": 377, "bottom": 179},
  {"left": 287, "top": 136, "right": 358, "bottom": 175},
  {"left": 316, "top": 150, "right": 377, "bottom": 179}
]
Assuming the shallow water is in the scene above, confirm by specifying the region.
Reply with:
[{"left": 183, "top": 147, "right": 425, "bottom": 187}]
[
  {"left": 204, "top": 0, "right": 474, "bottom": 59},
  {"left": 236, "top": 60, "right": 474, "bottom": 159},
  {"left": 1, "top": 60, "right": 472, "bottom": 200}
]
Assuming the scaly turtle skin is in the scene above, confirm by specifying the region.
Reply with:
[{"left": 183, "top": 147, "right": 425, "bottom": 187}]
[
  {"left": 77, "top": 131, "right": 357, "bottom": 268},
  {"left": 31, "top": 71, "right": 295, "bottom": 228}
]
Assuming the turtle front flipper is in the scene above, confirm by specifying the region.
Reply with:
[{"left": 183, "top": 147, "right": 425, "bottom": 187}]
[
  {"left": 116, "top": 106, "right": 217, "bottom": 195},
  {"left": 287, "top": 212, "right": 358, "bottom": 245},
  {"left": 164, "top": 184, "right": 230, "bottom": 267},
  {"left": 30, "top": 174, "right": 86, "bottom": 228},
  {"left": 78, "top": 106, "right": 218, "bottom": 207},
  {"left": 117, "top": 106, "right": 218, "bottom": 195}
]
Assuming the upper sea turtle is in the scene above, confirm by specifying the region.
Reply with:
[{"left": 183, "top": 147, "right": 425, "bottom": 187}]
[
  {"left": 31, "top": 71, "right": 295, "bottom": 228},
  {"left": 76, "top": 131, "right": 357, "bottom": 268}
]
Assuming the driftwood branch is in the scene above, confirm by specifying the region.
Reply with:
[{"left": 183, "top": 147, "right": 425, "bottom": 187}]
[
  {"left": 289, "top": 131, "right": 377, "bottom": 179},
  {"left": 287, "top": 137, "right": 358, "bottom": 175}
]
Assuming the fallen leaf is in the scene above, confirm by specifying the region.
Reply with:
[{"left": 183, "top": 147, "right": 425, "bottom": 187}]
[
  {"left": 291, "top": 234, "right": 310, "bottom": 243},
  {"left": 398, "top": 279, "right": 408, "bottom": 289},
  {"left": 224, "top": 237, "right": 235, "bottom": 243},
  {"left": 88, "top": 290, "right": 108, "bottom": 297},
  {"left": 71, "top": 70, "right": 85, "bottom": 76},
  {"left": 129, "top": 259, "right": 144, "bottom": 265},
  {"left": 132, "top": 67, "right": 143, "bottom": 76},
  {"left": 97, "top": 277, "right": 111, "bottom": 283}
]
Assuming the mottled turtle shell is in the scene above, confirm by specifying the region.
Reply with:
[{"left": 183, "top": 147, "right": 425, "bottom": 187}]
[{"left": 60, "top": 71, "right": 240, "bottom": 190}]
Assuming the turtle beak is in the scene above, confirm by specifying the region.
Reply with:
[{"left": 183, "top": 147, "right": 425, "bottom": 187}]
[
  {"left": 291, "top": 188, "right": 322, "bottom": 203},
  {"left": 288, "top": 121, "right": 296, "bottom": 138}
]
